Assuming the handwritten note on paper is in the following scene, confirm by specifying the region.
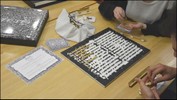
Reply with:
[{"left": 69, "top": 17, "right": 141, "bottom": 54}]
[{"left": 7, "top": 46, "right": 62, "bottom": 83}]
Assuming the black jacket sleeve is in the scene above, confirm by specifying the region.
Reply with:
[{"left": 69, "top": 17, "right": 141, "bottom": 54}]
[
  {"left": 98, "top": 0, "right": 128, "bottom": 20},
  {"left": 142, "top": 9, "right": 174, "bottom": 37}
]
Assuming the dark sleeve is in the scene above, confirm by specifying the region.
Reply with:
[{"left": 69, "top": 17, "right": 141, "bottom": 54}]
[
  {"left": 98, "top": 0, "right": 128, "bottom": 20},
  {"left": 142, "top": 9, "right": 173, "bottom": 37}
]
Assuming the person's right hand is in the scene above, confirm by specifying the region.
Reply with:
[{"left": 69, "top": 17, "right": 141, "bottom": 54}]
[
  {"left": 147, "top": 64, "right": 176, "bottom": 85},
  {"left": 113, "top": 7, "right": 125, "bottom": 21},
  {"left": 135, "top": 78, "right": 160, "bottom": 99}
]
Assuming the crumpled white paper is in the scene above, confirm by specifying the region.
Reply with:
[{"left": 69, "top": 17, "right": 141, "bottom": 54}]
[{"left": 55, "top": 9, "right": 95, "bottom": 42}]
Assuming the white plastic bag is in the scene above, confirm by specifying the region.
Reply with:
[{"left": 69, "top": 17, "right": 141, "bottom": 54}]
[{"left": 55, "top": 9, "right": 95, "bottom": 42}]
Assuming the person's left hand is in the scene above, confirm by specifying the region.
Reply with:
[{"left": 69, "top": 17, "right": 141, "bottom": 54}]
[
  {"left": 135, "top": 78, "right": 160, "bottom": 99},
  {"left": 128, "top": 22, "right": 147, "bottom": 30}
]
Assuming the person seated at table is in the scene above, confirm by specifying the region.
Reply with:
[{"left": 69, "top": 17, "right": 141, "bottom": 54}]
[
  {"left": 98, "top": 0, "right": 176, "bottom": 37},
  {"left": 136, "top": 4, "right": 176, "bottom": 99}
]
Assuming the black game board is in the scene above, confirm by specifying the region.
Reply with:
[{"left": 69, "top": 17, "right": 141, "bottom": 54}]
[{"left": 62, "top": 28, "right": 150, "bottom": 87}]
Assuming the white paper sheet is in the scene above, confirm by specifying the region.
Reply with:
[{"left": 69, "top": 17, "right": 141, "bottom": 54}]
[{"left": 7, "top": 46, "right": 62, "bottom": 83}]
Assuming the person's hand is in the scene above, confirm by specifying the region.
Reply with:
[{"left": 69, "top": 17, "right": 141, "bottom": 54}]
[
  {"left": 113, "top": 7, "right": 125, "bottom": 21},
  {"left": 128, "top": 22, "right": 147, "bottom": 30},
  {"left": 119, "top": 23, "right": 133, "bottom": 30},
  {"left": 147, "top": 64, "right": 176, "bottom": 85},
  {"left": 135, "top": 78, "right": 160, "bottom": 99}
]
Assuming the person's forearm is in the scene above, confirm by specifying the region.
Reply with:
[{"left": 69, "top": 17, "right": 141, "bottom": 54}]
[
  {"left": 98, "top": 0, "right": 128, "bottom": 20},
  {"left": 172, "top": 67, "right": 177, "bottom": 78},
  {"left": 99, "top": 2, "right": 117, "bottom": 20},
  {"left": 141, "top": 9, "right": 173, "bottom": 37}
]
